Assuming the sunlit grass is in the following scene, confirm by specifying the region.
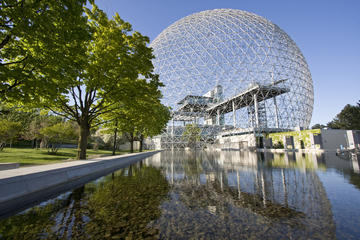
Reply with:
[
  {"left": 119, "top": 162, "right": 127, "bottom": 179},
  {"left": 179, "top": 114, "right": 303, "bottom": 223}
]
[{"left": 0, "top": 148, "right": 132, "bottom": 166}]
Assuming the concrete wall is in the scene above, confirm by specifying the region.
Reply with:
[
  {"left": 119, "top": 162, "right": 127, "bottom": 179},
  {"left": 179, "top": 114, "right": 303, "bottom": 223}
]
[
  {"left": 347, "top": 130, "right": 360, "bottom": 149},
  {"left": 218, "top": 133, "right": 256, "bottom": 150},
  {"left": 320, "top": 129, "right": 348, "bottom": 150},
  {"left": 0, "top": 163, "right": 19, "bottom": 171},
  {"left": 267, "top": 129, "right": 359, "bottom": 150}
]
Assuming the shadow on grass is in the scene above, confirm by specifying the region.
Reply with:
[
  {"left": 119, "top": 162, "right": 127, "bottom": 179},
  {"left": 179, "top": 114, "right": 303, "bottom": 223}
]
[
  {"left": 20, "top": 163, "right": 43, "bottom": 166},
  {"left": 40, "top": 152, "right": 75, "bottom": 157},
  {"left": 35, "top": 157, "right": 72, "bottom": 161}
]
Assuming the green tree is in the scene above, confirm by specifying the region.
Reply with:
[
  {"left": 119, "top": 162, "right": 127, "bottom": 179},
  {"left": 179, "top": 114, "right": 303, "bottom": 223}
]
[
  {"left": 0, "top": 0, "right": 89, "bottom": 100},
  {"left": 0, "top": 105, "right": 37, "bottom": 142},
  {"left": 0, "top": 105, "right": 46, "bottom": 148},
  {"left": 22, "top": 113, "right": 46, "bottom": 148},
  {"left": 92, "top": 127, "right": 127, "bottom": 153},
  {"left": 327, "top": 101, "right": 360, "bottom": 130},
  {"left": 40, "top": 4, "right": 158, "bottom": 159},
  {"left": 137, "top": 103, "right": 170, "bottom": 152},
  {"left": 20, "top": 113, "right": 64, "bottom": 148},
  {"left": 311, "top": 123, "right": 326, "bottom": 129},
  {"left": 182, "top": 123, "right": 202, "bottom": 149},
  {"left": 116, "top": 109, "right": 138, "bottom": 153},
  {"left": 39, "top": 121, "right": 78, "bottom": 153},
  {"left": 0, "top": 118, "right": 21, "bottom": 149},
  {"left": 85, "top": 165, "right": 169, "bottom": 239},
  {"left": 103, "top": 82, "right": 170, "bottom": 153}
]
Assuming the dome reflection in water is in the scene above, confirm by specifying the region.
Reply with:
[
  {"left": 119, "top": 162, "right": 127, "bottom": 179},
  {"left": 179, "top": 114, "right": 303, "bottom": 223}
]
[{"left": 1, "top": 151, "right": 360, "bottom": 239}]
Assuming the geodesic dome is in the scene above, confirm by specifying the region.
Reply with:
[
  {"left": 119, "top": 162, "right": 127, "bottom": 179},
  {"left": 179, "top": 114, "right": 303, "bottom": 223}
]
[{"left": 150, "top": 9, "right": 313, "bottom": 131}]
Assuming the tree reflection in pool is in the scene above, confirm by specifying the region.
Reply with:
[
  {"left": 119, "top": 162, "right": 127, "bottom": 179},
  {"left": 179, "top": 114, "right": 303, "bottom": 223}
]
[
  {"left": 1, "top": 151, "right": 360, "bottom": 239},
  {"left": 0, "top": 164, "right": 170, "bottom": 239}
]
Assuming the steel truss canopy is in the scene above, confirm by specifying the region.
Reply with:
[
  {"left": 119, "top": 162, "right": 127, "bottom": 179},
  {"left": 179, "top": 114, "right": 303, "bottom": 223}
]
[{"left": 150, "top": 9, "right": 314, "bottom": 149}]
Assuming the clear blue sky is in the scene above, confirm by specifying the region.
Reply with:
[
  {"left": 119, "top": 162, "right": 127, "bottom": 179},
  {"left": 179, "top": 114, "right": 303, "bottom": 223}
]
[{"left": 95, "top": 0, "right": 360, "bottom": 126}]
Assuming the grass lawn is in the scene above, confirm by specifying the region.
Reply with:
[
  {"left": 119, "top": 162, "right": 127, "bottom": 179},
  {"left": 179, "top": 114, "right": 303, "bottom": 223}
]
[{"left": 0, "top": 148, "right": 131, "bottom": 166}]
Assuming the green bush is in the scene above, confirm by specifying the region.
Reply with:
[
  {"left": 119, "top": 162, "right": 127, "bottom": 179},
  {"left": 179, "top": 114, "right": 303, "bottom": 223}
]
[{"left": 273, "top": 141, "right": 284, "bottom": 149}]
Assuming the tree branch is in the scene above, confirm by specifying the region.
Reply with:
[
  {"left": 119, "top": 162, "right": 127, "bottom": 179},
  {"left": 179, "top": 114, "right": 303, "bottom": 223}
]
[
  {"left": 76, "top": 85, "right": 84, "bottom": 110},
  {"left": 56, "top": 97, "right": 78, "bottom": 120},
  {"left": 45, "top": 106, "right": 74, "bottom": 121},
  {"left": 70, "top": 87, "right": 80, "bottom": 119},
  {"left": 0, "top": 35, "right": 11, "bottom": 50},
  {"left": 92, "top": 119, "right": 110, "bottom": 127},
  {"left": 88, "top": 106, "right": 117, "bottom": 123},
  {"left": 84, "top": 88, "right": 90, "bottom": 110},
  {"left": 0, "top": 55, "right": 28, "bottom": 66}
]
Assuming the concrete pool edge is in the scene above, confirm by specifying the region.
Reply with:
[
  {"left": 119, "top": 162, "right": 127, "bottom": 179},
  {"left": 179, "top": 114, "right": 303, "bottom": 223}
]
[{"left": 0, "top": 150, "right": 161, "bottom": 218}]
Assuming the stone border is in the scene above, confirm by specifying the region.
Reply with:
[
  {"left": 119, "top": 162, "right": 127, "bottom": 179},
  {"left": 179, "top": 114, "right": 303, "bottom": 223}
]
[
  {"left": 256, "top": 148, "right": 326, "bottom": 153},
  {"left": 0, "top": 163, "right": 19, "bottom": 171},
  {"left": 0, "top": 151, "right": 161, "bottom": 219}
]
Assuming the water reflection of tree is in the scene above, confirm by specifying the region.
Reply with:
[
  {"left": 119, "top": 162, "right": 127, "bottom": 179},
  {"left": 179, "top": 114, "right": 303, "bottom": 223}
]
[
  {"left": 0, "top": 199, "right": 62, "bottom": 239},
  {"left": 84, "top": 165, "right": 170, "bottom": 239},
  {"left": 345, "top": 171, "right": 360, "bottom": 190},
  {"left": 183, "top": 151, "right": 203, "bottom": 180},
  {"left": 0, "top": 165, "right": 169, "bottom": 239}
]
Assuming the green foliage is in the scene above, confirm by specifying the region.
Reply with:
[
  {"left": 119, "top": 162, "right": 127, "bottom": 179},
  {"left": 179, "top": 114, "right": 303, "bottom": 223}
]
[
  {"left": 40, "top": 4, "right": 160, "bottom": 159},
  {"left": 39, "top": 121, "right": 78, "bottom": 153},
  {"left": 268, "top": 129, "right": 321, "bottom": 149},
  {"left": 0, "top": 0, "right": 90, "bottom": 101},
  {"left": 311, "top": 123, "right": 326, "bottom": 129},
  {"left": 272, "top": 141, "right": 284, "bottom": 149},
  {"left": 0, "top": 148, "right": 115, "bottom": 166},
  {"left": 0, "top": 104, "right": 77, "bottom": 149},
  {"left": 268, "top": 153, "right": 326, "bottom": 170},
  {"left": 0, "top": 105, "right": 43, "bottom": 143},
  {"left": 85, "top": 165, "right": 170, "bottom": 239},
  {"left": 2, "top": 1, "right": 163, "bottom": 159},
  {"left": 137, "top": 102, "right": 171, "bottom": 140},
  {"left": 0, "top": 199, "right": 64, "bottom": 239},
  {"left": 182, "top": 123, "right": 202, "bottom": 148},
  {"left": 183, "top": 153, "right": 203, "bottom": 176},
  {"left": 0, "top": 118, "right": 21, "bottom": 149},
  {"left": 91, "top": 129, "right": 127, "bottom": 150},
  {"left": 103, "top": 77, "right": 170, "bottom": 152},
  {"left": 327, "top": 101, "right": 360, "bottom": 130},
  {"left": 118, "top": 100, "right": 170, "bottom": 140},
  {"left": 22, "top": 114, "right": 63, "bottom": 142}
]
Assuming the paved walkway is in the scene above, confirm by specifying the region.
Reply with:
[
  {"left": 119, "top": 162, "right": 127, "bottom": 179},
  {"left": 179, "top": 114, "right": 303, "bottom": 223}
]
[{"left": 0, "top": 152, "right": 148, "bottom": 179}]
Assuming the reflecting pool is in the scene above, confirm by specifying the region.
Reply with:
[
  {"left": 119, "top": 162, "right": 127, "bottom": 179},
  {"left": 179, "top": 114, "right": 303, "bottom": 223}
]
[{"left": 1, "top": 151, "right": 360, "bottom": 239}]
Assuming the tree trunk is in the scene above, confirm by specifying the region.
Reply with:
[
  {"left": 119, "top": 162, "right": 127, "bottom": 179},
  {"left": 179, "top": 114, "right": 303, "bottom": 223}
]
[
  {"left": 32, "top": 138, "right": 36, "bottom": 149},
  {"left": 130, "top": 132, "right": 134, "bottom": 153},
  {"left": 77, "top": 121, "right": 90, "bottom": 160},
  {"left": 128, "top": 165, "right": 133, "bottom": 176},
  {"left": 130, "top": 140, "right": 134, "bottom": 153},
  {"left": 139, "top": 134, "right": 144, "bottom": 152},
  {"left": 112, "top": 127, "right": 118, "bottom": 155}
]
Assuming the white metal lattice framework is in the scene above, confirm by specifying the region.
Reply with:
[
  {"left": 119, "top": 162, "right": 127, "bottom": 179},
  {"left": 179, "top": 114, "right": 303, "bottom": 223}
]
[{"left": 150, "top": 9, "right": 313, "bottom": 149}]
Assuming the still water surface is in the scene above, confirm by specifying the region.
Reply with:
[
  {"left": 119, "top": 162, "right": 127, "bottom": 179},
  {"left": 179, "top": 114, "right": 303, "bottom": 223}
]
[{"left": 1, "top": 151, "right": 360, "bottom": 239}]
